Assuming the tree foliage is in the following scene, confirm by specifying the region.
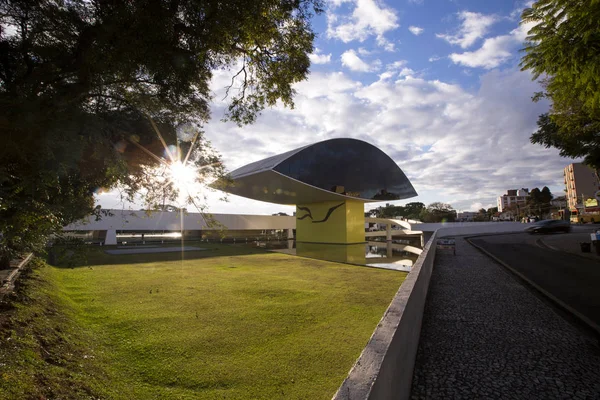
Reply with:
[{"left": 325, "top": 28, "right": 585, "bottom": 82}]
[
  {"left": 520, "top": 0, "right": 600, "bottom": 171},
  {"left": 370, "top": 202, "right": 425, "bottom": 220},
  {"left": 419, "top": 202, "right": 456, "bottom": 223},
  {"left": 0, "top": 0, "right": 322, "bottom": 264},
  {"left": 526, "top": 186, "right": 553, "bottom": 216}
]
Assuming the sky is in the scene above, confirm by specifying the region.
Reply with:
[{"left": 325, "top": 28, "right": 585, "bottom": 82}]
[{"left": 97, "top": 0, "right": 576, "bottom": 215}]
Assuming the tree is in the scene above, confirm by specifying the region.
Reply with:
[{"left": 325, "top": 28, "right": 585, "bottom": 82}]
[
  {"left": 403, "top": 202, "right": 426, "bottom": 220},
  {"left": 526, "top": 186, "right": 553, "bottom": 217},
  {"left": 420, "top": 202, "right": 456, "bottom": 223},
  {"left": 0, "top": 0, "right": 322, "bottom": 266},
  {"left": 473, "top": 208, "right": 488, "bottom": 222},
  {"left": 373, "top": 204, "right": 405, "bottom": 219},
  {"left": 486, "top": 207, "right": 498, "bottom": 219},
  {"left": 520, "top": 0, "right": 600, "bottom": 172}
]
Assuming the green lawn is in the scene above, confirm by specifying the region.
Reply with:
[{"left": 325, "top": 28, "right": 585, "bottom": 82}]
[{"left": 0, "top": 245, "right": 406, "bottom": 399}]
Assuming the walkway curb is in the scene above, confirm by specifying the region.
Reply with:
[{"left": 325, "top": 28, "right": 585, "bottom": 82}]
[
  {"left": 538, "top": 237, "right": 600, "bottom": 262},
  {"left": 466, "top": 236, "right": 600, "bottom": 337},
  {"left": 0, "top": 253, "right": 34, "bottom": 301}
]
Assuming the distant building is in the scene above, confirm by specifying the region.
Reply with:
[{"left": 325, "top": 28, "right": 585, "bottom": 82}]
[
  {"left": 550, "top": 195, "right": 567, "bottom": 209},
  {"left": 564, "top": 163, "right": 599, "bottom": 210},
  {"left": 497, "top": 188, "right": 529, "bottom": 212},
  {"left": 457, "top": 211, "right": 477, "bottom": 221}
]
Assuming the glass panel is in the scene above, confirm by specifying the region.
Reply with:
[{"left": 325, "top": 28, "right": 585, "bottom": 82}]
[{"left": 274, "top": 139, "right": 416, "bottom": 200}]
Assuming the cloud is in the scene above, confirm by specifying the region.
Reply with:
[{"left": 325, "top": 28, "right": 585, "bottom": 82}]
[
  {"left": 101, "top": 61, "right": 567, "bottom": 216},
  {"left": 408, "top": 26, "right": 424, "bottom": 36},
  {"left": 386, "top": 60, "right": 408, "bottom": 69},
  {"left": 509, "top": 0, "right": 535, "bottom": 20},
  {"left": 448, "top": 22, "right": 535, "bottom": 69},
  {"left": 341, "top": 49, "right": 381, "bottom": 72},
  {"left": 327, "top": 0, "right": 399, "bottom": 50},
  {"left": 383, "top": 60, "right": 414, "bottom": 78},
  {"left": 436, "top": 11, "right": 498, "bottom": 48},
  {"left": 309, "top": 48, "right": 332, "bottom": 64},
  {"left": 467, "top": 202, "right": 495, "bottom": 212},
  {"left": 199, "top": 67, "right": 568, "bottom": 215}
]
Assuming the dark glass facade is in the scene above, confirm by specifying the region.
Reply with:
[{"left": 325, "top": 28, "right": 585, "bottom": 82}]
[{"left": 273, "top": 139, "right": 416, "bottom": 201}]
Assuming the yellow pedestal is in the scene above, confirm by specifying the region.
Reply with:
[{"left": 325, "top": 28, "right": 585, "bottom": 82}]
[{"left": 295, "top": 200, "right": 366, "bottom": 264}]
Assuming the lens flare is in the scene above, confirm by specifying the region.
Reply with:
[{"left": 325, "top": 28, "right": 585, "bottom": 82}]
[{"left": 168, "top": 161, "right": 197, "bottom": 190}]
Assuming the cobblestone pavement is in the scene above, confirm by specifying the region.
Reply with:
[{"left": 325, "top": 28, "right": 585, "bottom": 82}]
[{"left": 411, "top": 238, "right": 600, "bottom": 399}]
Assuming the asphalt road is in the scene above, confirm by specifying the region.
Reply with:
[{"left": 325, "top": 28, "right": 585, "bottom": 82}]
[{"left": 470, "top": 231, "right": 600, "bottom": 330}]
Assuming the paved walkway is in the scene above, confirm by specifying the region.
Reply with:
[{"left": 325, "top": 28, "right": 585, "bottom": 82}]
[{"left": 411, "top": 238, "right": 600, "bottom": 399}]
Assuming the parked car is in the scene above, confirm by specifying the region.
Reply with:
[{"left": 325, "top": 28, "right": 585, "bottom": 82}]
[{"left": 524, "top": 219, "right": 571, "bottom": 234}]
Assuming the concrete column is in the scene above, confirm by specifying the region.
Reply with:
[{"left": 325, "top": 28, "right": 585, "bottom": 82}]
[
  {"left": 295, "top": 200, "right": 365, "bottom": 264},
  {"left": 287, "top": 228, "right": 294, "bottom": 250},
  {"left": 386, "top": 224, "right": 392, "bottom": 242},
  {"left": 105, "top": 230, "right": 117, "bottom": 245}
]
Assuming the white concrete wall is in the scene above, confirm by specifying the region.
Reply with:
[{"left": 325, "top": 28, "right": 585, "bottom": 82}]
[
  {"left": 408, "top": 221, "right": 525, "bottom": 235},
  {"left": 63, "top": 209, "right": 295, "bottom": 231},
  {"left": 333, "top": 231, "right": 439, "bottom": 400}
]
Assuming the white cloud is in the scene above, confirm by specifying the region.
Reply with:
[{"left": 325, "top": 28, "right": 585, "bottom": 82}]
[
  {"left": 509, "top": 1, "right": 534, "bottom": 20},
  {"left": 378, "top": 71, "right": 395, "bottom": 81},
  {"left": 384, "top": 60, "right": 414, "bottom": 77},
  {"left": 309, "top": 48, "right": 332, "bottom": 64},
  {"left": 197, "top": 67, "right": 565, "bottom": 215},
  {"left": 341, "top": 49, "right": 381, "bottom": 72},
  {"left": 436, "top": 11, "right": 498, "bottom": 48},
  {"left": 101, "top": 62, "right": 567, "bottom": 216},
  {"left": 376, "top": 36, "right": 397, "bottom": 52},
  {"left": 408, "top": 26, "right": 424, "bottom": 36},
  {"left": 467, "top": 202, "right": 495, "bottom": 212},
  {"left": 327, "top": 0, "right": 399, "bottom": 50},
  {"left": 398, "top": 67, "right": 415, "bottom": 77},
  {"left": 329, "top": 0, "right": 353, "bottom": 6},
  {"left": 449, "top": 35, "right": 514, "bottom": 69},
  {"left": 387, "top": 60, "right": 408, "bottom": 70},
  {"left": 448, "top": 21, "right": 535, "bottom": 69},
  {"left": 428, "top": 55, "right": 441, "bottom": 62}
]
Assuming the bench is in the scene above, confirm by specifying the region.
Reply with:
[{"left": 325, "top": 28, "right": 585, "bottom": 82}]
[{"left": 436, "top": 238, "right": 456, "bottom": 255}]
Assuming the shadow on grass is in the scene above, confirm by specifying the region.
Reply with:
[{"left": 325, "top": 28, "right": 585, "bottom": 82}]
[{"left": 47, "top": 242, "right": 278, "bottom": 268}]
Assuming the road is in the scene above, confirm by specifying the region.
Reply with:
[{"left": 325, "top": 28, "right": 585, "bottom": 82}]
[{"left": 469, "top": 228, "right": 600, "bottom": 330}]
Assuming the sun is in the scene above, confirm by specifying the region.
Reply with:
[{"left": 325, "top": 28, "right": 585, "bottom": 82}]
[{"left": 168, "top": 161, "right": 197, "bottom": 192}]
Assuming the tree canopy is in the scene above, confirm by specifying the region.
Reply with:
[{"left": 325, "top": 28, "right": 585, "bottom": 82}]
[
  {"left": 520, "top": 0, "right": 600, "bottom": 171},
  {"left": 0, "top": 0, "right": 322, "bottom": 265},
  {"left": 370, "top": 202, "right": 425, "bottom": 220},
  {"left": 526, "top": 186, "right": 553, "bottom": 216},
  {"left": 419, "top": 202, "right": 456, "bottom": 223}
]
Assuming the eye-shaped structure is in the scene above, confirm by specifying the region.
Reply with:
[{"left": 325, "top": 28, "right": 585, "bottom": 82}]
[{"left": 218, "top": 138, "right": 417, "bottom": 204}]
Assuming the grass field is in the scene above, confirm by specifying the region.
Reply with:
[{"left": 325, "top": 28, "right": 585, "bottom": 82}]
[{"left": 0, "top": 245, "right": 406, "bottom": 399}]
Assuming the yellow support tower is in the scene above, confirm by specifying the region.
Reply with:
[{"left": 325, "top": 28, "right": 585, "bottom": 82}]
[{"left": 295, "top": 200, "right": 366, "bottom": 264}]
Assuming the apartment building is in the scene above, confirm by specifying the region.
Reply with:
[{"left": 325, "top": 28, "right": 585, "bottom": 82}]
[
  {"left": 457, "top": 211, "right": 477, "bottom": 221},
  {"left": 564, "top": 163, "right": 599, "bottom": 210},
  {"left": 497, "top": 188, "right": 529, "bottom": 212}
]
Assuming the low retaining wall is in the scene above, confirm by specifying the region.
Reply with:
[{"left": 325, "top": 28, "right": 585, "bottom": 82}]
[
  {"left": 332, "top": 231, "right": 438, "bottom": 400},
  {"left": 332, "top": 222, "right": 526, "bottom": 400},
  {"left": 436, "top": 222, "right": 524, "bottom": 237}
]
